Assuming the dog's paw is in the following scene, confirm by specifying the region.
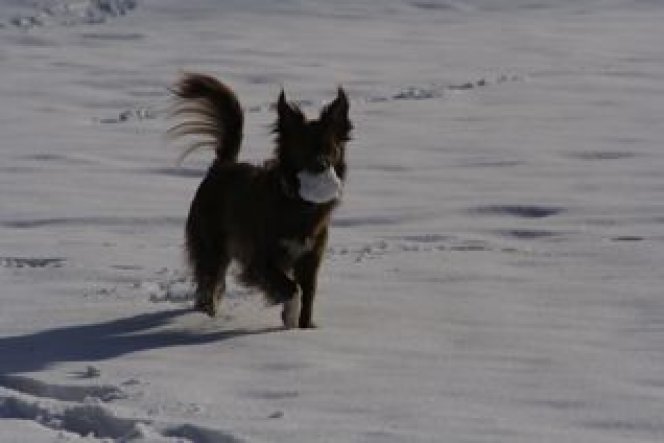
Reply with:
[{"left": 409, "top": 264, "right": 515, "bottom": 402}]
[
  {"left": 281, "top": 286, "right": 302, "bottom": 329},
  {"left": 298, "top": 320, "right": 318, "bottom": 329},
  {"left": 195, "top": 296, "right": 218, "bottom": 317}
]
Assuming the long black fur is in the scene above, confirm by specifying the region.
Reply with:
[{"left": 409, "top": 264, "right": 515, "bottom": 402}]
[{"left": 170, "top": 73, "right": 352, "bottom": 328}]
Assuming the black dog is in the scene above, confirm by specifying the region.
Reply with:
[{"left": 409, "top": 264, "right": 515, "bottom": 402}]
[{"left": 170, "top": 74, "right": 352, "bottom": 328}]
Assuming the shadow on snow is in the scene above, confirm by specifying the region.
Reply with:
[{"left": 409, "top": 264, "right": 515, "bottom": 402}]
[{"left": 0, "top": 308, "right": 280, "bottom": 375}]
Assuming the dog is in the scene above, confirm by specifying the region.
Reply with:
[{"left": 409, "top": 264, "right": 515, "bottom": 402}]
[{"left": 169, "top": 73, "right": 352, "bottom": 328}]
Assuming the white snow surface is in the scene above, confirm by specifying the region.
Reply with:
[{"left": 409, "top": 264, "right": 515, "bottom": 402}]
[{"left": 2, "top": 0, "right": 664, "bottom": 441}]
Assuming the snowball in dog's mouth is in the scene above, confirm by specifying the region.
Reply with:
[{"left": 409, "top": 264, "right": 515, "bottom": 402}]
[{"left": 296, "top": 167, "right": 342, "bottom": 204}]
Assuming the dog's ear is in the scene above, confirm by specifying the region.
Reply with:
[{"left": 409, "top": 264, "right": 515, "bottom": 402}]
[
  {"left": 277, "top": 89, "right": 305, "bottom": 133},
  {"left": 321, "top": 87, "right": 352, "bottom": 141}
]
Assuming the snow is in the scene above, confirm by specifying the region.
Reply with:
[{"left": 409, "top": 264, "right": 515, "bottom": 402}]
[{"left": 2, "top": 0, "right": 664, "bottom": 442}]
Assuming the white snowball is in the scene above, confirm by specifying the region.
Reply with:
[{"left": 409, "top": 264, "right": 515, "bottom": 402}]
[{"left": 297, "top": 167, "right": 342, "bottom": 204}]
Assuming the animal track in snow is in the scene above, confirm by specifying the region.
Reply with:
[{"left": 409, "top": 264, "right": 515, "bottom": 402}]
[
  {"left": 0, "top": 374, "right": 134, "bottom": 439},
  {"left": 4, "top": 0, "right": 139, "bottom": 29},
  {"left": 471, "top": 204, "right": 566, "bottom": 219},
  {"left": 0, "top": 257, "right": 66, "bottom": 269},
  {"left": 97, "top": 74, "right": 524, "bottom": 124},
  {"left": 0, "top": 375, "right": 125, "bottom": 403},
  {"left": 610, "top": 236, "right": 645, "bottom": 243},
  {"left": 0, "top": 375, "right": 246, "bottom": 442},
  {"left": 495, "top": 229, "right": 562, "bottom": 240},
  {"left": 96, "top": 106, "right": 156, "bottom": 124},
  {"left": 565, "top": 150, "right": 638, "bottom": 161},
  {"left": 163, "top": 424, "right": 247, "bottom": 443},
  {"left": 244, "top": 389, "right": 300, "bottom": 400},
  {"left": 0, "top": 215, "right": 183, "bottom": 230},
  {"left": 327, "top": 234, "right": 521, "bottom": 264},
  {"left": 0, "top": 395, "right": 139, "bottom": 439}
]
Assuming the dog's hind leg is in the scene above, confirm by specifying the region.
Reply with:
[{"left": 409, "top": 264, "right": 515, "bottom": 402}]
[{"left": 194, "top": 256, "right": 229, "bottom": 317}]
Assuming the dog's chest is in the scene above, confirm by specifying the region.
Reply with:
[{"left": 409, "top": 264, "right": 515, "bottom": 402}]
[{"left": 279, "top": 237, "right": 314, "bottom": 260}]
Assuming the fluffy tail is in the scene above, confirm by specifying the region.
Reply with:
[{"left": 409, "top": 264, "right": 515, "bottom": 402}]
[{"left": 169, "top": 73, "right": 244, "bottom": 164}]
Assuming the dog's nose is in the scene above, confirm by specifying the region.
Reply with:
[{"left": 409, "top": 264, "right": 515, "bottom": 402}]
[{"left": 311, "top": 156, "right": 329, "bottom": 172}]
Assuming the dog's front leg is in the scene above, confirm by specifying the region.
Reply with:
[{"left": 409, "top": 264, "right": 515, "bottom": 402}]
[
  {"left": 280, "top": 279, "right": 301, "bottom": 330},
  {"left": 261, "top": 265, "right": 301, "bottom": 329},
  {"left": 263, "top": 266, "right": 299, "bottom": 304},
  {"left": 294, "top": 232, "right": 327, "bottom": 329}
]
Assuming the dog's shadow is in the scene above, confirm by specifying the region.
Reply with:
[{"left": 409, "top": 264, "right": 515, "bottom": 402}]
[{"left": 0, "top": 308, "right": 280, "bottom": 375}]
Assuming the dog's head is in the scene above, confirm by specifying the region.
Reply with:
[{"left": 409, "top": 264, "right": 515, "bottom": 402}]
[{"left": 274, "top": 88, "right": 352, "bottom": 183}]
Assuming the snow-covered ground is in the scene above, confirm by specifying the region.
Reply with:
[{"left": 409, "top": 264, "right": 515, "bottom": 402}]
[{"left": 2, "top": 0, "right": 664, "bottom": 441}]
